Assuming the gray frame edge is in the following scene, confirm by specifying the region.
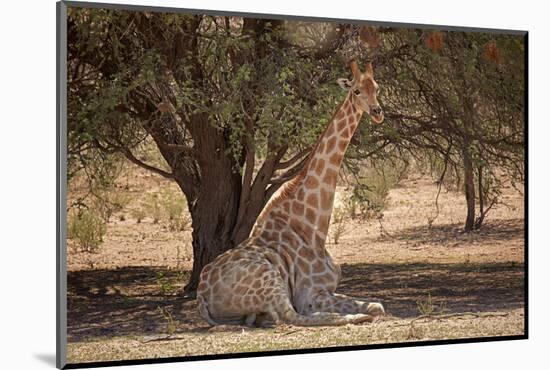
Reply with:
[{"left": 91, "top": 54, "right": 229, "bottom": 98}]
[
  {"left": 56, "top": 1, "right": 68, "bottom": 369},
  {"left": 62, "top": 0, "right": 527, "bottom": 35}
]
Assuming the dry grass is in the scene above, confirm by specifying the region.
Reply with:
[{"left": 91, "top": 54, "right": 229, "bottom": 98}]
[
  {"left": 67, "top": 309, "right": 524, "bottom": 364},
  {"left": 66, "top": 165, "right": 525, "bottom": 364}
]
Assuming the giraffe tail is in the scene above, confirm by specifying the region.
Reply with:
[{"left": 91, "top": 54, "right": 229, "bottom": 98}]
[{"left": 197, "top": 295, "right": 218, "bottom": 326}]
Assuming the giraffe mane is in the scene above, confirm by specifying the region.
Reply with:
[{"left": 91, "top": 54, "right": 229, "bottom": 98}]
[{"left": 260, "top": 172, "right": 303, "bottom": 217}]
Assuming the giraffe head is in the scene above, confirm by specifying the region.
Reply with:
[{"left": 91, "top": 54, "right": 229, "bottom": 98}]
[{"left": 337, "top": 61, "right": 384, "bottom": 124}]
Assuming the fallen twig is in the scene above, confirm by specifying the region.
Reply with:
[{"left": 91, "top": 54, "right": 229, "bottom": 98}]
[
  {"left": 410, "top": 312, "right": 510, "bottom": 323},
  {"left": 140, "top": 334, "right": 186, "bottom": 343},
  {"left": 387, "top": 312, "right": 511, "bottom": 329}
]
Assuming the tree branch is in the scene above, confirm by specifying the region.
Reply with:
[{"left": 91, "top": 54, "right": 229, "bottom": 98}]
[
  {"left": 275, "top": 148, "right": 311, "bottom": 170},
  {"left": 121, "top": 147, "right": 174, "bottom": 180}
]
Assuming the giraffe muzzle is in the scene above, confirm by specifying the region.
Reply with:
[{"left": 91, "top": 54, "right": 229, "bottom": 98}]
[{"left": 369, "top": 105, "right": 384, "bottom": 124}]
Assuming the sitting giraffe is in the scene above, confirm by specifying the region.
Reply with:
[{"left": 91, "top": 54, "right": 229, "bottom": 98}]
[{"left": 197, "top": 61, "right": 386, "bottom": 326}]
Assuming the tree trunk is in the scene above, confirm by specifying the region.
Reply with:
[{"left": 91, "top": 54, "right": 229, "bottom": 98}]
[
  {"left": 474, "top": 165, "right": 485, "bottom": 230},
  {"left": 176, "top": 164, "right": 241, "bottom": 292},
  {"left": 462, "top": 145, "right": 476, "bottom": 232}
]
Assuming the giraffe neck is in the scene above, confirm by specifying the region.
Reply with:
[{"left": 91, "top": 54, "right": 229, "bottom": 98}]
[
  {"left": 294, "top": 91, "right": 362, "bottom": 240},
  {"left": 252, "top": 91, "right": 363, "bottom": 250}
]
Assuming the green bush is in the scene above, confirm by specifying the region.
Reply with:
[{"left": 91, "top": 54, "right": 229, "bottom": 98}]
[
  {"left": 160, "top": 189, "right": 191, "bottom": 232},
  {"left": 68, "top": 210, "right": 106, "bottom": 253},
  {"left": 347, "top": 161, "right": 408, "bottom": 220}
]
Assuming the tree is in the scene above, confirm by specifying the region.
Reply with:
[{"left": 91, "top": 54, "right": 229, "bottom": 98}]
[
  {"left": 355, "top": 28, "right": 524, "bottom": 231},
  {"left": 67, "top": 8, "right": 351, "bottom": 291}
]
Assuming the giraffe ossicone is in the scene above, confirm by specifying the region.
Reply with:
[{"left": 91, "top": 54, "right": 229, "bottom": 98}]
[{"left": 196, "top": 61, "right": 385, "bottom": 326}]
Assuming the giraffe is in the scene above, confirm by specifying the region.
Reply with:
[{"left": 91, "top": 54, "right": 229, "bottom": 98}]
[{"left": 196, "top": 61, "right": 385, "bottom": 327}]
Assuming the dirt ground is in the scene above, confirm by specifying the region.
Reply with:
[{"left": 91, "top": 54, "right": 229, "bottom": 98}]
[{"left": 66, "top": 167, "right": 525, "bottom": 364}]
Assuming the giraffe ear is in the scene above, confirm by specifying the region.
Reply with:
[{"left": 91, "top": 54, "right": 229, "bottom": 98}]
[{"left": 337, "top": 78, "right": 352, "bottom": 91}]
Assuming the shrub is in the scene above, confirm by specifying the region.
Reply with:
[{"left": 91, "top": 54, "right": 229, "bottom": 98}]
[
  {"left": 330, "top": 206, "right": 348, "bottom": 244},
  {"left": 68, "top": 210, "right": 106, "bottom": 253},
  {"left": 160, "top": 189, "right": 191, "bottom": 232},
  {"left": 348, "top": 160, "right": 408, "bottom": 220},
  {"left": 93, "top": 190, "right": 131, "bottom": 222},
  {"left": 130, "top": 206, "right": 147, "bottom": 223},
  {"left": 156, "top": 272, "right": 177, "bottom": 295},
  {"left": 157, "top": 306, "right": 176, "bottom": 336},
  {"left": 416, "top": 293, "right": 448, "bottom": 316},
  {"left": 144, "top": 193, "right": 163, "bottom": 224}
]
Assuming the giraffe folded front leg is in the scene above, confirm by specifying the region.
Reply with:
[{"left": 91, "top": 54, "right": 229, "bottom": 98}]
[{"left": 312, "top": 291, "right": 385, "bottom": 317}]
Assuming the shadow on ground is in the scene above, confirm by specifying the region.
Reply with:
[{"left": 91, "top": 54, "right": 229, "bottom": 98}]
[
  {"left": 67, "top": 260, "right": 524, "bottom": 342},
  {"left": 376, "top": 218, "right": 524, "bottom": 247},
  {"left": 339, "top": 261, "right": 524, "bottom": 318}
]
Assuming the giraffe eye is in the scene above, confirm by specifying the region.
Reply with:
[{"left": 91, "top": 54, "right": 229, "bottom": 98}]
[{"left": 354, "top": 89, "right": 361, "bottom": 96}]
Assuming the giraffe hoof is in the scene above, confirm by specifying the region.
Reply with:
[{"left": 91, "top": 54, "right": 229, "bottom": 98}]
[{"left": 366, "top": 302, "right": 385, "bottom": 317}]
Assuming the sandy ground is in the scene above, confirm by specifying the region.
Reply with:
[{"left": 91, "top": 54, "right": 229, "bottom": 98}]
[{"left": 66, "top": 166, "right": 525, "bottom": 364}]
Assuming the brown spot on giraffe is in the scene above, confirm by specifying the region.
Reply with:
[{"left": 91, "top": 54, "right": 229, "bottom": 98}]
[
  {"left": 281, "top": 231, "right": 297, "bottom": 248},
  {"left": 338, "top": 140, "right": 347, "bottom": 151},
  {"left": 324, "top": 168, "right": 338, "bottom": 188},
  {"left": 208, "top": 268, "right": 220, "bottom": 285},
  {"left": 252, "top": 279, "right": 262, "bottom": 289},
  {"left": 306, "top": 193, "right": 319, "bottom": 208},
  {"left": 312, "top": 259, "right": 326, "bottom": 273},
  {"left": 298, "top": 246, "right": 315, "bottom": 260},
  {"left": 318, "top": 215, "right": 330, "bottom": 233},
  {"left": 314, "top": 159, "right": 325, "bottom": 177},
  {"left": 337, "top": 119, "right": 347, "bottom": 132},
  {"left": 292, "top": 202, "right": 305, "bottom": 216},
  {"left": 329, "top": 152, "right": 343, "bottom": 166},
  {"left": 305, "top": 208, "right": 317, "bottom": 225},
  {"left": 235, "top": 285, "right": 248, "bottom": 295},
  {"left": 296, "top": 258, "right": 311, "bottom": 275},
  {"left": 304, "top": 176, "right": 319, "bottom": 189},
  {"left": 320, "top": 188, "right": 332, "bottom": 210},
  {"left": 326, "top": 137, "right": 337, "bottom": 153},
  {"left": 290, "top": 218, "right": 313, "bottom": 243}
]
